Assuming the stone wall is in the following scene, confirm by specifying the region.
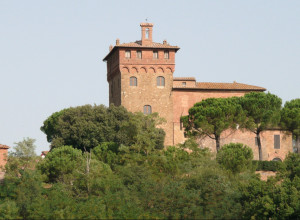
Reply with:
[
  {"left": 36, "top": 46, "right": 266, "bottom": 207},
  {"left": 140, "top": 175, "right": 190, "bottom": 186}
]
[
  {"left": 196, "top": 129, "right": 292, "bottom": 161},
  {"left": 0, "top": 147, "right": 9, "bottom": 171},
  {"left": 172, "top": 89, "right": 247, "bottom": 144}
]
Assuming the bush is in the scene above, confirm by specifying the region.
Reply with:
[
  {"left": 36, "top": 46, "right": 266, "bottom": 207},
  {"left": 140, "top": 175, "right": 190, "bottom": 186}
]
[
  {"left": 253, "top": 160, "right": 283, "bottom": 172},
  {"left": 217, "top": 143, "right": 253, "bottom": 174}
]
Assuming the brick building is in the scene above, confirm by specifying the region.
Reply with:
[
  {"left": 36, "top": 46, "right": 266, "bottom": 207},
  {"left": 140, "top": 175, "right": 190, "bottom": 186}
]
[
  {"left": 0, "top": 144, "right": 9, "bottom": 171},
  {"left": 103, "top": 23, "right": 292, "bottom": 161}
]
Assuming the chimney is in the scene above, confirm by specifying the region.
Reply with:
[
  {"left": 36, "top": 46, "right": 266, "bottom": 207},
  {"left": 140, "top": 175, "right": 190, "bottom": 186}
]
[
  {"left": 163, "top": 40, "right": 167, "bottom": 45},
  {"left": 140, "top": 23, "right": 154, "bottom": 46},
  {"left": 109, "top": 45, "right": 113, "bottom": 51},
  {"left": 116, "top": 38, "right": 120, "bottom": 45}
]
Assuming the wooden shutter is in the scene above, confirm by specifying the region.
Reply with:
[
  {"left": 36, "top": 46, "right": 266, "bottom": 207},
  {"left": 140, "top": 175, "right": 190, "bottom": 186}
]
[{"left": 274, "top": 135, "right": 280, "bottom": 149}]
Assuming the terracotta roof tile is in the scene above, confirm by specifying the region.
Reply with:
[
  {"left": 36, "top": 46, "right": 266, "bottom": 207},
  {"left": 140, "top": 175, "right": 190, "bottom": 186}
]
[
  {"left": 117, "top": 40, "right": 179, "bottom": 49},
  {"left": 173, "top": 81, "right": 266, "bottom": 91},
  {"left": 0, "top": 144, "right": 10, "bottom": 149},
  {"left": 173, "top": 77, "right": 196, "bottom": 81}
]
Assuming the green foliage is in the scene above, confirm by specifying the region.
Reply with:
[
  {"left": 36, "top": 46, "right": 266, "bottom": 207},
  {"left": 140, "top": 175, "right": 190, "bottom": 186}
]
[
  {"left": 253, "top": 160, "right": 284, "bottom": 172},
  {"left": 38, "top": 146, "right": 84, "bottom": 183},
  {"left": 282, "top": 152, "right": 300, "bottom": 180},
  {"left": 217, "top": 143, "right": 253, "bottom": 174},
  {"left": 240, "top": 92, "right": 282, "bottom": 161},
  {"left": 11, "top": 137, "right": 36, "bottom": 158},
  {"left": 240, "top": 92, "right": 282, "bottom": 132},
  {"left": 0, "top": 200, "right": 20, "bottom": 219},
  {"left": 281, "top": 99, "right": 300, "bottom": 136},
  {"left": 281, "top": 99, "right": 300, "bottom": 151},
  {"left": 41, "top": 105, "right": 165, "bottom": 152},
  {"left": 182, "top": 97, "right": 244, "bottom": 151},
  {"left": 3, "top": 98, "right": 300, "bottom": 219}
]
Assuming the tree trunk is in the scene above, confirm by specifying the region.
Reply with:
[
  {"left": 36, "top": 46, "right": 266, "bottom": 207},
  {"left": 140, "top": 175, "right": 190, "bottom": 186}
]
[
  {"left": 257, "top": 133, "right": 263, "bottom": 161},
  {"left": 296, "top": 135, "right": 300, "bottom": 154},
  {"left": 216, "top": 135, "right": 220, "bottom": 152}
]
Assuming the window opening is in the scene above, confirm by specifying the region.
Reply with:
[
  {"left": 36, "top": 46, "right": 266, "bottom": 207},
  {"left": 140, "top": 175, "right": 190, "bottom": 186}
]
[
  {"left": 137, "top": 51, "right": 142, "bottom": 59},
  {"left": 274, "top": 135, "right": 280, "bottom": 149},
  {"left": 153, "top": 51, "right": 158, "bottom": 59},
  {"left": 130, "top": 77, "right": 137, "bottom": 86},
  {"left": 157, "top": 76, "right": 165, "bottom": 87},
  {"left": 143, "top": 105, "right": 152, "bottom": 115},
  {"left": 125, "top": 50, "right": 131, "bottom": 58},
  {"left": 164, "top": 50, "right": 169, "bottom": 59},
  {"left": 146, "top": 28, "right": 149, "bottom": 39}
]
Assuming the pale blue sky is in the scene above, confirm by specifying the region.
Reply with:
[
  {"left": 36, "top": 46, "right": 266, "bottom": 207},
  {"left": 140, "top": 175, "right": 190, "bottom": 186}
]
[{"left": 0, "top": 0, "right": 299, "bottom": 154}]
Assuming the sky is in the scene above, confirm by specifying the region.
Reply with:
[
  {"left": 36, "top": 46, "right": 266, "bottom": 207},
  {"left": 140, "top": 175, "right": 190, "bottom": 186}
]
[{"left": 0, "top": 0, "right": 299, "bottom": 154}]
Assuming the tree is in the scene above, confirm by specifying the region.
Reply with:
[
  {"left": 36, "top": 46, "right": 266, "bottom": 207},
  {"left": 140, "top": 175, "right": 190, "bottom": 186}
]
[
  {"left": 217, "top": 143, "right": 253, "bottom": 174},
  {"left": 181, "top": 97, "right": 244, "bottom": 152},
  {"left": 38, "top": 146, "right": 84, "bottom": 183},
  {"left": 240, "top": 92, "right": 282, "bottom": 161},
  {"left": 12, "top": 137, "right": 36, "bottom": 158},
  {"left": 281, "top": 99, "right": 300, "bottom": 153}
]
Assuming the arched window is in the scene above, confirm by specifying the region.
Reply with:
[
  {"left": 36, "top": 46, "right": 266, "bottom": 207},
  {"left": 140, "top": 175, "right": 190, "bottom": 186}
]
[
  {"left": 143, "top": 105, "right": 152, "bottom": 115},
  {"left": 272, "top": 158, "right": 282, "bottom": 162},
  {"left": 157, "top": 76, "right": 165, "bottom": 87},
  {"left": 130, "top": 77, "right": 137, "bottom": 86}
]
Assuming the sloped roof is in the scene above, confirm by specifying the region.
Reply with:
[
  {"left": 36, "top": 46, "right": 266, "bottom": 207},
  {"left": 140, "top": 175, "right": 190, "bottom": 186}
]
[
  {"left": 173, "top": 81, "right": 266, "bottom": 91},
  {"left": 173, "top": 77, "right": 196, "bottom": 81},
  {"left": 103, "top": 40, "right": 180, "bottom": 61},
  {"left": 0, "top": 144, "right": 10, "bottom": 149},
  {"left": 118, "top": 40, "right": 179, "bottom": 49}
]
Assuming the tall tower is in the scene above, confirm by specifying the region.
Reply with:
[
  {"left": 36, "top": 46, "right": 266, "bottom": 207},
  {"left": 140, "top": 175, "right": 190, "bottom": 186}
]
[{"left": 103, "top": 23, "right": 180, "bottom": 145}]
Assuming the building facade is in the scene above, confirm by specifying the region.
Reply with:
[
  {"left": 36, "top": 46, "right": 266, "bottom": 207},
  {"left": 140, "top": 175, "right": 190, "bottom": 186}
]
[
  {"left": 0, "top": 144, "right": 9, "bottom": 171},
  {"left": 103, "top": 23, "right": 292, "bottom": 161}
]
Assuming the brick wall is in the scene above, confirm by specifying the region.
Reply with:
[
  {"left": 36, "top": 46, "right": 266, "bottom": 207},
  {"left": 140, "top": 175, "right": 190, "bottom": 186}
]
[
  {"left": 195, "top": 129, "right": 292, "bottom": 161},
  {"left": 0, "top": 147, "right": 9, "bottom": 171}
]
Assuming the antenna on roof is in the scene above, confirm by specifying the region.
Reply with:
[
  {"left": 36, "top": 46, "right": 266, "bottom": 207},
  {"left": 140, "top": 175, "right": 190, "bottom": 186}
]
[{"left": 145, "top": 18, "right": 148, "bottom": 22}]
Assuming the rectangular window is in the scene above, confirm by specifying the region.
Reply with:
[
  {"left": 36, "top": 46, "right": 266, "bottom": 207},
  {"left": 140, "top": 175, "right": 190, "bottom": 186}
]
[
  {"left": 182, "top": 82, "right": 186, "bottom": 87},
  {"left": 125, "top": 50, "right": 131, "bottom": 58},
  {"left": 143, "top": 105, "right": 152, "bottom": 115},
  {"left": 130, "top": 77, "right": 137, "bottom": 86},
  {"left": 137, "top": 51, "right": 142, "bottom": 59},
  {"left": 274, "top": 135, "right": 280, "bottom": 149},
  {"left": 164, "top": 50, "right": 169, "bottom": 59},
  {"left": 255, "top": 137, "right": 258, "bottom": 146},
  {"left": 153, "top": 51, "right": 158, "bottom": 59}
]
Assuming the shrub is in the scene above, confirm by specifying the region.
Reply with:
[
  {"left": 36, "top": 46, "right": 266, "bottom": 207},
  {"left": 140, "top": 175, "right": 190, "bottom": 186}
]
[
  {"left": 217, "top": 143, "right": 253, "bottom": 174},
  {"left": 253, "top": 160, "right": 283, "bottom": 172}
]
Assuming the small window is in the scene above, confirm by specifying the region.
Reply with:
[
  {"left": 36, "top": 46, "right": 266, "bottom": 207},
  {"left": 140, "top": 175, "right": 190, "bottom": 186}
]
[
  {"left": 137, "top": 51, "right": 142, "bottom": 59},
  {"left": 164, "top": 50, "right": 169, "bottom": 59},
  {"left": 125, "top": 50, "right": 131, "bottom": 58},
  {"left": 143, "top": 105, "right": 152, "bottom": 115},
  {"left": 146, "top": 28, "right": 149, "bottom": 39},
  {"left": 274, "top": 135, "right": 280, "bottom": 149},
  {"left": 153, "top": 51, "right": 158, "bottom": 59},
  {"left": 255, "top": 137, "right": 258, "bottom": 146},
  {"left": 157, "top": 76, "right": 165, "bottom": 87},
  {"left": 130, "top": 76, "right": 137, "bottom": 86},
  {"left": 182, "top": 82, "right": 186, "bottom": 86}
]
